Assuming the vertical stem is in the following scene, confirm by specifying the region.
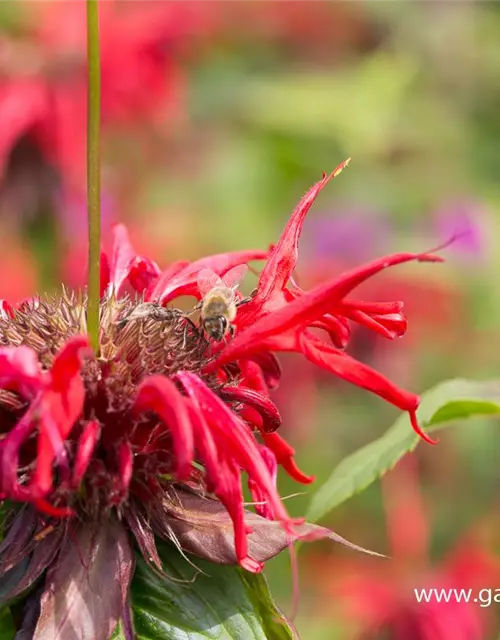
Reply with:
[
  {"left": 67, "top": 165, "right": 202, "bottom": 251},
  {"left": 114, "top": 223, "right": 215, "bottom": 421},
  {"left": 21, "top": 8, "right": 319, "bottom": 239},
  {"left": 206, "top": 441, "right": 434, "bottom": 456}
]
[{"left": 86, "top": 0, "right": 101, "bottom": 352}]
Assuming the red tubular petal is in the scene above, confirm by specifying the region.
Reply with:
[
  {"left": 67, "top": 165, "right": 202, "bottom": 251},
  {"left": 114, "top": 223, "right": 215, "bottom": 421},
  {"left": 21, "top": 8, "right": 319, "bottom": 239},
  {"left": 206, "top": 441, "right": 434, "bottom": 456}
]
[
  {"left": 410, "top": 411, "right": 437, "bottom": 445},
  {"left": 118, "top": 441, "right": 133, "bottom": 493},
  {"left": 100, "top": 251, "right": 110, "bottom": 297},
  {"left": 145, "top": 260, "right": 189, "bottom": 301},
  {"left": 340, "top": 300, "right": 404, "bottom": 314},
  {"left": 185, "top": 404, "right": 221, "bottom": 493},
  {"left": 248, "top": 446, "right": 278, "bottom": 519},
  {"left": 0, "top": 345, "right": 42, "bottom": 396},
  {"left": 248, "top": 352, "right": 282, "bottom": 390},
  {"left": 105, "top": 225, "right": 162, "bottom": 297},
  {"left": 239, "top": 406, "right": 264, "bottom": 430},
  {"left": 311, "top": 313, "right": 351, "bottom": 347},
  {"left": 372, "top": 312, "right": 408, "bottom": 338},
  {"left": 221, "top": 386, "right": 281, "bottom": 433},
  {"left": 0, "top": 409, "right": 37, "bottom": 495},
  {"left": 33, "top": 499, "right": 74, "bottom": 518},
  {"left": 175, "top": 371, "right": 294, "bottom": 527},
  {"left": 238, "top": 360, "right": 269, "bottom": 395},
  {"left": 49, "top": 336, "right": 90, "bottom": 393},
  {"left": 262, "top": 432, "right": 315, "bottom": 485},
  {"left": 299, "top": 335, "right": 435, "bottom": 443},
  {"left": 150, "top": 250, "right": 268, "bottom": 305},
  {"left": 72, "top": 420, "right": 101, "bottom": 487},
  {"left": 213, "top": 251, "right": 444, "bottom": 369},
  {"left": 218, "top": 457, "right": 263, "bottom": 573},
  {"left": 257, "top": 159, "right": 350, "bottom": 304},
  {"left": 109, "top": 224, "right": 136, "bottom": 295},
  {"left": 126, "top": 256, "right": 161, "bottom": 294},
  {"left": 33, "top": 337, "right": 89, "bottom": 495},
  {"left": 336, "top": 308, "right": 401, "bottom": 340},
  {"left": 300, "top": 335, "right": 417, "bottom": 410},
  {"left": 134, "top": 375, "right": 194, "bottom": 480}
]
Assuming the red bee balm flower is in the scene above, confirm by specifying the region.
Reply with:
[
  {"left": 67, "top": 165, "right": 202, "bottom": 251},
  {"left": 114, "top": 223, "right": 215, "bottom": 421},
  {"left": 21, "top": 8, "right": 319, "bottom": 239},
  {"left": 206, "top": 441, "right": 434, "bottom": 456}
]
[
  {"left": 0, "top": 0, "right": 212, "bottom": 191},
  {"left": 0, "top": 162, "right": 441, "bottom": 637}
]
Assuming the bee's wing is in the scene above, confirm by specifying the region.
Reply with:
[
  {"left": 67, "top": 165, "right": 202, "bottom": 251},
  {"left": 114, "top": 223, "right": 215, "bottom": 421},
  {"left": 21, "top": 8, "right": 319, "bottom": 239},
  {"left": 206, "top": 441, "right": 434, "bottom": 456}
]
[
  {"left": 222, "top": 264, "right": 248, "bottom": 291},
  {"left": 197, "top": 269, "right": 224, "bottom": 295}
]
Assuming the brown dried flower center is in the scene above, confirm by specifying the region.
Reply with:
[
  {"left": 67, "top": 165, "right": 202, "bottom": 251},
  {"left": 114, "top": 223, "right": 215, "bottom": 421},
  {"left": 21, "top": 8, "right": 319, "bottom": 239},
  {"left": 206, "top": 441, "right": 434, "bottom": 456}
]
[
  {"left": 0, "top": 292, "right": 215, "bottom": 513},
  {"left": 0, "top": 291, "right": 209, "bottom": 383}
]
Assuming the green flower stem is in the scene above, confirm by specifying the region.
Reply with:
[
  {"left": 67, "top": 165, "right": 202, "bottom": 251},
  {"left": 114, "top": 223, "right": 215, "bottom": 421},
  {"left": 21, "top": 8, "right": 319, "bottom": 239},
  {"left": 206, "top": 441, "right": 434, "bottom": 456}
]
[{"left": 86, "top": 0, "right": 101, "bottom": 353}]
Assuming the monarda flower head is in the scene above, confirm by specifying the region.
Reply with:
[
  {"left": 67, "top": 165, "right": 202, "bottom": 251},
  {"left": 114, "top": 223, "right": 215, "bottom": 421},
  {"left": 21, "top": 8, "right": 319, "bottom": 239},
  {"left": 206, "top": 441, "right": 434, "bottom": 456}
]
[{"left": 0, "top": 161, "right": 442, "bottom": 637}]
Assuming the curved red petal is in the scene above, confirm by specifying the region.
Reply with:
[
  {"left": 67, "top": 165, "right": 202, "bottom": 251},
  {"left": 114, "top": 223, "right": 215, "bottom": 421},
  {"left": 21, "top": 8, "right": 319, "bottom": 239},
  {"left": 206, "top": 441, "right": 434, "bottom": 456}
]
[
  {"left": 175, "top": 371, "right": 294, "bottom": 526},
  {"left": 72, "top": 420, "right": 101, "bottom": 487},
  {"left": 100, "top": 251, "right": 111, "bottom": 298},
  {"left": 134, "top": 375, "right": 194, "bottom": 480},
  {"left": 257, "top": 160, "right": 350, "bottom": 305},
  {"left": 32, "top": 337, "right": 89, "bottom": 495},
  {"left": 150, "top": 250, "right": 267, "bottom": 304},
  {"left": 0, "top": 345, "right": 42, "bottom": 396},
  {"left": 262, "top": 432, "right": 315, "bottom": 485},
  {"left": 118, "top": 440, "right": 133, "bottom": 494},
  {"left": 221, "top": 386, "right": 281, "bottom": 433},
  {"left": 145, "top": 260, "right": 189, "bottom": 301},
  {"left": 126, "top": 256, "right": 161, "bottom": 294},
  {"left": 213, "top": 251, "right": 443, "bottom": 368}
]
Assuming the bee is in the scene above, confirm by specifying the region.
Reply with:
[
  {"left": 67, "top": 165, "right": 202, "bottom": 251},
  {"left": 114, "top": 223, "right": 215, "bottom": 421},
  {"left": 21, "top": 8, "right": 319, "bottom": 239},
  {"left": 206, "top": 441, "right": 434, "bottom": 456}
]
[
  {"left": 116, "top": 303, "right": 201, "bottom": 348},
  {"left": 116, "top": 303, "right": 178, "bottom": 329},
  {"left": 196, "top": 265, "right": 251, "bottom": 341}
]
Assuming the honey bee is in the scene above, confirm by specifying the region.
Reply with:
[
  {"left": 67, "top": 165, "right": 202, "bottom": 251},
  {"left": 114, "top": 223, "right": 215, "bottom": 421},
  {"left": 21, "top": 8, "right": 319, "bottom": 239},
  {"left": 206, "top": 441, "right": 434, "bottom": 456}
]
[
  {"left": 197, "top": 265, "right": 251, "bottom": 341},
  {"left": 116, "top": 303, "right": 178, "bottom": 329},
  {"left": 116, "top": 303, "right": 201, "bottom": 348}
]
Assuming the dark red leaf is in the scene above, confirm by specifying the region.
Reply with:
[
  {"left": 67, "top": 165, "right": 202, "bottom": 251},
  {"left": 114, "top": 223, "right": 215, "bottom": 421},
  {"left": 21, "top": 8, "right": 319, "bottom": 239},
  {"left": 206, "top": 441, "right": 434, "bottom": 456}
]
[
  {"left": 156, "top": 489, "right": 381, "bottom": 566},
  {"left": 124, "top": 509, "right": 162, "bottom": 570},
  {"left": 0, "top": 523, "right": 65, "bottom": 605},
  {"left": 34, "top": 519, "right": 134, "bottom": 640}
]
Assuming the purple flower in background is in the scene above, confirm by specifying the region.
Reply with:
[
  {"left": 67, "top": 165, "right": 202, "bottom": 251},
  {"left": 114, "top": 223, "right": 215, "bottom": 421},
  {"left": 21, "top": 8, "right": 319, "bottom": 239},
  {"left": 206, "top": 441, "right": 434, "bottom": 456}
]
[
  {"left": 302, "top": 205, "right": 391, "bottom": 264},
  {"left": 433, "top": 200, "right": 486, "bottom": 259}
]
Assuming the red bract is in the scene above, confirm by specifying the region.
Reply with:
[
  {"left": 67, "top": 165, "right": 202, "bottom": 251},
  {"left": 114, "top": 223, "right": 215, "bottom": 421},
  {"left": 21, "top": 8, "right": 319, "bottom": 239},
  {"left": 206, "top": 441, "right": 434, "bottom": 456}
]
[
  {"left": 0, "top": 165, "right": 443, "bottom": 637},
  {"left": 0, "top": 0, "right": 212, "bottom": 191}
]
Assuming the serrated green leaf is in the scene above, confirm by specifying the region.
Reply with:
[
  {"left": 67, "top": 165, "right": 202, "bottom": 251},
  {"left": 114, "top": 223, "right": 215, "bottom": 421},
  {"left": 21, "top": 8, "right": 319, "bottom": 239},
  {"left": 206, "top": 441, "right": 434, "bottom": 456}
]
[
  {"left": 0, "top": 607, "right": 15, "bottom": 640},
  {"left": 131, "top": 539, "right": 295, "bottom": 640},
  {"left": 306, "top": 379, "right": 500, "bottom": 523}
]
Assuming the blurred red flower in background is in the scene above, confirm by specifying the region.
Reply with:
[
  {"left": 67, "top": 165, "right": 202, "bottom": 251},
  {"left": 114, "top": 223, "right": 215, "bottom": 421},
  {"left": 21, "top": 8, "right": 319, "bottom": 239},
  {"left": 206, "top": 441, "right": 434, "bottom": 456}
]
[
  {"left": 0, "top": 0, "right": 213, "bottom": 196},
  {"left": 0, "top": 232, "right": 38, "bottom": 304},
  {"left": 306, "top": 456, "right": 497, "bottom": 640}
]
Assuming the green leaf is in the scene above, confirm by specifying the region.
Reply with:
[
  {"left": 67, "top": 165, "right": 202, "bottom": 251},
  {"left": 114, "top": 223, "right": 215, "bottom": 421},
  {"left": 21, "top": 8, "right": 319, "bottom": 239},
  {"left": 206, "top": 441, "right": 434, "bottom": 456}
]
[
  {"left": 131, "top": 539, "right": 295, "bottom": 640},
  {"left": 110, "top": 620, "right": 127, "bottom": 640},
  {"left": 306, "top": 379, "right": 500, "bottom": 523},
  {"left": 0, "top": 607, "right": 15, "bottom": 640}
]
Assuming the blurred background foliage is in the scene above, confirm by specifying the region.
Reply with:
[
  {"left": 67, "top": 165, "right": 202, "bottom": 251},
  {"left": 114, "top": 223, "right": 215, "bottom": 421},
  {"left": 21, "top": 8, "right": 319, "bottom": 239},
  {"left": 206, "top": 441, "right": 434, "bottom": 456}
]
[{"left": 1, "top": 1, "right": 500, "bottom": 638}]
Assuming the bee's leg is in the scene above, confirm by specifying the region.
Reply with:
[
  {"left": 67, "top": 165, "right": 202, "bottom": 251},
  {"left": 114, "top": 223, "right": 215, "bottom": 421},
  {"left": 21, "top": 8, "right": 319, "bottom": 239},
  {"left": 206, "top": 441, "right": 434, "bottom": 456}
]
[
  {"left": 115, "top": 310, "right": 133, "bottom": 329},
  {"left": 185, "top": 300, "right": 203, "bottom": 317},
  {"left": 181, "top": 323, "right": 190, "bottom": 350},
  {"left": 236, "top": 296, "right": 252, "bottom": 308},
  {"left": 228, "top": 324, "right": 236, "bottom": 339}
]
